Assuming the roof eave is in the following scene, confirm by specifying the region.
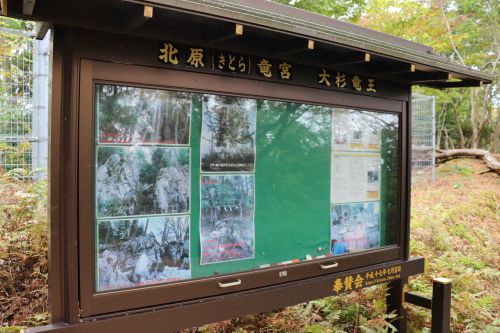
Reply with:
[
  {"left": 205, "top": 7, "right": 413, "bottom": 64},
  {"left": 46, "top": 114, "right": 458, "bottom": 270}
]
[{"left": 134, "top": 0, "right": 492, "bottom": 85}]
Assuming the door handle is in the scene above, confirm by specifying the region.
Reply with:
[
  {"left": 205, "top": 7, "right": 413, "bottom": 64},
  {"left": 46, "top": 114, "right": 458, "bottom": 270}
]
[
  {"left": 320, "top": 262, "right": 339, "bottom": 270},
  {"left": 218, "top": 279, "right": 242, "bottom": 288}
]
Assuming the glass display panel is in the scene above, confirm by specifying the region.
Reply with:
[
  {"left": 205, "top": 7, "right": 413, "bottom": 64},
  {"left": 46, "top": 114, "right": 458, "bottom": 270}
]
[
  {"left": 330, "top": 109, "right": 399, "bottom": 254},
  {"left": 94, "top": 83, "right": 400, "bottom": 293}
]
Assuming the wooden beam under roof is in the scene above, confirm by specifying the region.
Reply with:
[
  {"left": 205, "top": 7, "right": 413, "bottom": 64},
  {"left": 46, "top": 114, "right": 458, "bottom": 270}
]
[
  {"left": 395, "top": 71, "right": 451, "bottom": 83},
  {"left": 420, "top": 79, "right": 483, "bottom": 89},
  {"left": 23, "top": 0, "right": 35, "bottom": 16},
  {"left": 326, "top": 52, "right": 371, "bottom": 67},
  {"left": 123, "top": 5, "right": 153, "bottom": 32},
  {"left": 204, "top": 23, "right": 245, "bottom": 45},
  {"left": 358, "top": 62, "right": 416, "bottom": 75},
  {"left": 273, "top": 39, "right": 315, "bottom": 57},
  {"left": 35, "top": 21, "right": 51, "bottom": 40}
]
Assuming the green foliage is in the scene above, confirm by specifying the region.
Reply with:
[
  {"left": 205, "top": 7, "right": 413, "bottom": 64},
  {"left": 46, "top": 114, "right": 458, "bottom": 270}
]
[
  {"left": 0, "top": 17, "right": 32, "bottom": 30},
  {"left": 0, "top": 327, "right": 26, "bottom": 333},
  {"left": 436, "top": 163, "right": 474, "bottom": 177},
  {"left": 273, "top": 0, "right": 365, "bottom": 21},
  {"left": 357, "top": 0, "right": 499, "bottom": 150},
  {"left": 0, "top": 17, "right": 35, "bottom": 170}
]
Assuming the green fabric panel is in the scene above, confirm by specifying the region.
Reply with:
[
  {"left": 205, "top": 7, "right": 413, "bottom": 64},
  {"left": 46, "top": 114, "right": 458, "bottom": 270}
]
[{"left": 191, "top": 98, "right": 332, "bottom": 278}]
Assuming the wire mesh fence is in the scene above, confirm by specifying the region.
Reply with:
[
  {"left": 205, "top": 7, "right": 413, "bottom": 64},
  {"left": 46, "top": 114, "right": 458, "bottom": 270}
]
[
  {"left": 0, "top": 26, "right": 34, "bottom": 176},
  {"left": 411, "top": 93, "right": 436, "bottom": 183}
]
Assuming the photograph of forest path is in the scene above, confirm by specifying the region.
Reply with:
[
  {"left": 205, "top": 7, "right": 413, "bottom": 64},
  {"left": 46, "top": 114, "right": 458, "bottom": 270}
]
[
  {"left": 98, "top": 216, "right": 191, "bottom": 291},
  {"left": 96, "top": 84, "right": 191, "bottom": 145},
  {"left": 201, "top": 95, "right": 256, "bottom": 172},
  {"left": 96, "top": 146, "right": 190, "bottom": 218},
  {"left": 200, "top": 175, "right": 255, "bottom": 264}
]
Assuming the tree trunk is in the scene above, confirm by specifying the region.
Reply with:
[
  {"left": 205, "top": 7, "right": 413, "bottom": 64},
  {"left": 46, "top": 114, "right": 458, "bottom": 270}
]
[
  {"left": 436, "top": 149, "right": 500, "bottom": 173},
  {"left": 452, "top": 103, "right": 465, "bottom": 149},
  {"left": 436, "top": 105, "right": 447, "bottom": 150},
  {"left": 470, "top": 90, "right": 480, "bottom": 149},
  {"left": 490, "top": 112, "right": 500, "bottom": 153}
]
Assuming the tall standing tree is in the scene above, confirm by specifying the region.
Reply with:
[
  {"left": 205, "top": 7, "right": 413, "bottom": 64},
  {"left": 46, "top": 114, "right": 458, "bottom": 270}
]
[{"left": 357, "top": 0, "right": 499, "bottom": 151}]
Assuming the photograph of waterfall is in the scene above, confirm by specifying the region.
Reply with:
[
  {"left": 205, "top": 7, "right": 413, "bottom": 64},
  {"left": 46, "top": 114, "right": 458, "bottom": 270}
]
[
  {"left": 200, "top": 94, "right": 256, "bottom": 172},
  {"left": 200, "top": 175, "right": 255, "bottom": 264},
  {"left": 96, "top": 83, "right": 191, "bottom": 145},
  {"left": 97, "top": 216, "right": 191, "bottom": 291},
  {"left": 96, "top": 146, "right": 190, "bottom": 218}
]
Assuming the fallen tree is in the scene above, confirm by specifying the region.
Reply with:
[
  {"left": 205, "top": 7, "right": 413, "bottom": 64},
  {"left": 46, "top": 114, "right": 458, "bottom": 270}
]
[{"left": 435, "top": 149, "right": 500, "bottom": 174}]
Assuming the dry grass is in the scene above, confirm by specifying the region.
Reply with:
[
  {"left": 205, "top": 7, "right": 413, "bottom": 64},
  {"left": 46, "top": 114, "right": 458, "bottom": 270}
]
[{"left": 1, "top": 159, "right": 498, "bottom": 332}]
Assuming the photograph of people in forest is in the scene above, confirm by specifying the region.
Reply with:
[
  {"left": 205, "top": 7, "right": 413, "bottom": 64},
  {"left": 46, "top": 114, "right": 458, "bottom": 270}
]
[
  {"left": 330, "top": 202, "right": 380, "bottom": 254},
  {"left": 96, "top": 146, "right": 190, "bottom": 218},
  {"left": 97, "top": 216, "right": 191, "bottom": 291},
  {"left": 200, "top": 175, "right": 255, "bottom": 264},
  {"left": 201, "top": 95, "right": 256, "bottom": 172},
  {"left": 96, "top": 84, "right": 191, "bottom": 145}
]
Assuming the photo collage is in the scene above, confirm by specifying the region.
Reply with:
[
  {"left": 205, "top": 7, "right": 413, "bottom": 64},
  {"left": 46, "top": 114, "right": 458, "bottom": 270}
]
[
  {"left": 93, "top": 86, "right": 394, "bottom": 291},
  {"left": 95, "top": 84, "right": 192, "bottom": 291},
  {"left": 200, "top": 95, "right": 256, "bottom": 264},
  {"left": 330, "top": 109, "right": 384, "bottom": 255}
]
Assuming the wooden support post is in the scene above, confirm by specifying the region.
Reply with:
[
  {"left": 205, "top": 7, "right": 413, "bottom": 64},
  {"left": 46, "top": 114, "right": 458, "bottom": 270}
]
[
  {"left": 403, "top": 277, "right": 452, "bottom": 333},
  {"left": 431, "top": 278, "right": 452, "bottom": 333},
  {"left": 386, "top": 277, "right": 408, "bottom": 333},
  {"left": 1, "top": 0, "right": 7, "bottom": 16}
]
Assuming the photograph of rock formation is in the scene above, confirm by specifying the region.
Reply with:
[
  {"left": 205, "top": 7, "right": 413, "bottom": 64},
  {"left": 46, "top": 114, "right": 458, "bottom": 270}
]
[
  {"left": 96, "top": 146, "right": 190, "bottom": 218},
  {"left": 97, "top": 216, "right": 191, "bottom": 291}
]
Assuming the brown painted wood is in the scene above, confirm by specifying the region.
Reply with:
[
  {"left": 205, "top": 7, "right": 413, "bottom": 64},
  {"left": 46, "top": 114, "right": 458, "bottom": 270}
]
[
  {"left": 27, "top": 258, "right": 425, "bottom": 333},
  {"left": 48, "top": 27, "right": 81, "bottom": 324}
]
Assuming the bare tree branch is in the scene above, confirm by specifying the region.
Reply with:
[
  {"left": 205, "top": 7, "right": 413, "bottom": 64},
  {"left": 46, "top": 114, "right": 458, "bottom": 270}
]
[{"left": 439, "top": 0, "right": 466, "bottom": 66}]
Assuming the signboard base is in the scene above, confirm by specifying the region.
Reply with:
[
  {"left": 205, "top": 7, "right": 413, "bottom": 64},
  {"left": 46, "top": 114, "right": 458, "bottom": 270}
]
[{"left": 27, "top": 257, "right": 425, "bottom": 333}]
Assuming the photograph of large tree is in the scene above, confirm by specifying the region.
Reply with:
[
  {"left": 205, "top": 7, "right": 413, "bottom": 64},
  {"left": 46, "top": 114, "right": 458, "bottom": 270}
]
[
  {"left": 201, "top": 95, "right": 256, "bottom": 172},
  {"left": 96, "top": 146, "right": 190, "bottom": 218},
  {"left": 97, "top": 216, "right": 191, "bottom": 291},
  {"left": 200, "top": 175, "right": 255, "bottom": 264},
  {"left": 96, "top": 84, "right": 191, "bottom": 145}
]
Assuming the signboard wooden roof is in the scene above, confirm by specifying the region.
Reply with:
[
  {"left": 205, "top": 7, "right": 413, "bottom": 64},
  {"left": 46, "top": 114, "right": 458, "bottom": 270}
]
[{"left": 2, "top": 0, "right": 493, "bottom": 88}]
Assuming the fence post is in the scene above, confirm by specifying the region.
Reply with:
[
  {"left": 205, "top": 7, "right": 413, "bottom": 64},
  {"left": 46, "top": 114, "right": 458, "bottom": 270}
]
[
  {"left": 32, "top": 29, "right": 51, "bottom": 179},
  {"left": 431, "top": 277, "right": 452, "bottom": 333}
]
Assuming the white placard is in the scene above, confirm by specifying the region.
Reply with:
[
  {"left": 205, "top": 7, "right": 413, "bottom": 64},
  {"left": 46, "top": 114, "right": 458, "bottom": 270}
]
[{"left": 330, "top": 152, "right": 381, "bottom": 204}]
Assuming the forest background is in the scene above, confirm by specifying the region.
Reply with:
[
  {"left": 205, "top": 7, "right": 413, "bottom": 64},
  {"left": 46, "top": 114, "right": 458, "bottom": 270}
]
[{"left": 0, "top": 0, "right": 498, "bottom": 332}]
